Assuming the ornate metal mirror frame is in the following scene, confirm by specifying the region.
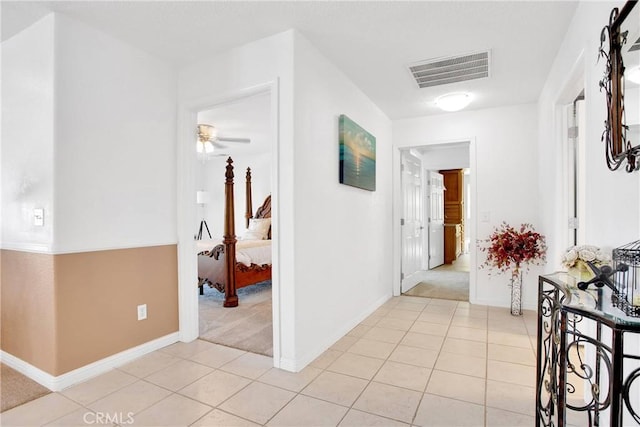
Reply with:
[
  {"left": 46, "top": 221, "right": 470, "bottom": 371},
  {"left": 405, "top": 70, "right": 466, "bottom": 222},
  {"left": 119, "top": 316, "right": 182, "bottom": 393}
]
[{"left": 599, "top": 0, "right": 639, "bottom": 172}]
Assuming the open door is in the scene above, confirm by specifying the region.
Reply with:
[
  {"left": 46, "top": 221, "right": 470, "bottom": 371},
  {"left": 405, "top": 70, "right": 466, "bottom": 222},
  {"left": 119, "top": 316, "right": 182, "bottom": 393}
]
[
  {"left": 428, "top": 171, "right": 445, "bottom": 269},
  {"left": 401, "top": 150, "right": 424, "bottom": 292}
]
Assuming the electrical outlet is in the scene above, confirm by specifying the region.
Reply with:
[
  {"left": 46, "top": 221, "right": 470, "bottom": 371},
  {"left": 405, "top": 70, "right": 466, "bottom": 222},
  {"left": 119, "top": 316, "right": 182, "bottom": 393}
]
[{"left": 137, "top": 304, "right": 147, "bottom": 320}]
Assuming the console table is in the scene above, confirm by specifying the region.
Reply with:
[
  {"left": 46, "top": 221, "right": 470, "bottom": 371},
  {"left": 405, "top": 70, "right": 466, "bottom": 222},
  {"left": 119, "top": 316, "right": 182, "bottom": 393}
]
[{"left": 536, "top": 273, "right": 640, "bottom": 426}]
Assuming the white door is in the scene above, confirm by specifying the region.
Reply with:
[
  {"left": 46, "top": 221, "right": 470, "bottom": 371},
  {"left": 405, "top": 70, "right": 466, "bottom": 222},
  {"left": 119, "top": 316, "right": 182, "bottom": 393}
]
[
  {"left": 401, "top": 151, "right": 424, "bottom": 292},
  {"left": 428, "top": 171, "right": 445, "bottom": 269}
]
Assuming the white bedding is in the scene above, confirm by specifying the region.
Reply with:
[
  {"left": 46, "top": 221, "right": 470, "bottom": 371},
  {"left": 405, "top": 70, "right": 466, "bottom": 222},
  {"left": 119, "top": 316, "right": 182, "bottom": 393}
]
[{"left": 197, "top": 239, "right": 272, "bottom": 285}]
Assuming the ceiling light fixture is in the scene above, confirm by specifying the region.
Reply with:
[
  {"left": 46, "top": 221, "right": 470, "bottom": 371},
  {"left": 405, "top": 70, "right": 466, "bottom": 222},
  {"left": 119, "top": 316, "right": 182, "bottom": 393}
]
[
  {"left": 196, "top": 124, "right": 217, "bottom": 161},
  {"left": 434, "top": 92, "right": 473, "bottom": 112}
]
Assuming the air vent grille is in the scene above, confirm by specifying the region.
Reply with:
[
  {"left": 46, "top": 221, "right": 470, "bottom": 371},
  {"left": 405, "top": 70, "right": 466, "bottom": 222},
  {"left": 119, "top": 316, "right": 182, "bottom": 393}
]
[{"left": 409, "top": 51, "right": 490, "bottom": 88}]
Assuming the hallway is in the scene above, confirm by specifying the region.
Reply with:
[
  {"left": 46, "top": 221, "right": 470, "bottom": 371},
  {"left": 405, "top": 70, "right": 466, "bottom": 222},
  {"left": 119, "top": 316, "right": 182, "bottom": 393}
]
[{"left": 1, "top": 295, "right": 537, "bottom": 426}]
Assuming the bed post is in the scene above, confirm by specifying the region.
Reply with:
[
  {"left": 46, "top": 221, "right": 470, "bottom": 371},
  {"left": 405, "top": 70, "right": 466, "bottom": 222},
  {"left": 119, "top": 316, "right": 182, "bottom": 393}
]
[
  {"left": 223, "top": 157, "right": 239, "bottom": 307},
  {"left": 245, "top": 167, "right": 253, "bottom": 229}
]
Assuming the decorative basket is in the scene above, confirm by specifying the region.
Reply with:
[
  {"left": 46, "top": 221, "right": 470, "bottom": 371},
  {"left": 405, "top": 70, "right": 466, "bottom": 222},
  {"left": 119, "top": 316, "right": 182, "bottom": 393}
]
[{"left": 612, "top": 239, "right": 640, "bottom": 317}]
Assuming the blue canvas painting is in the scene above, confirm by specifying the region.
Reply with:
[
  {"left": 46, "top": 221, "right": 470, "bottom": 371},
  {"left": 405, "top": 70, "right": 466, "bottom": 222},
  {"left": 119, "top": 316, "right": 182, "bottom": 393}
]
[{"left": 339, "top": 115, "right": 376, "bottom": 191}]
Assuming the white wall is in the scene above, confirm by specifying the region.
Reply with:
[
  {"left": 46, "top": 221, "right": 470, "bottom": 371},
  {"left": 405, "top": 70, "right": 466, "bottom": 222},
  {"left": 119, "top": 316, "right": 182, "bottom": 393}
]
[
  {"left": 627, "top": 86, "right": 639, "bottom": 126},
  {"left": 540, "top": 7, "right": 640, "bottom": 424},
  {"left": 1, "top": 15, "right": 55, "bottom": 251},
  {"left": 178, "top": 30, "right": 296, "bottom": 365},
  {"left": 394, "top": 104, "right": 542, "bottom": 309},
  {"left": 538, "top": 1, "right": 640, "bottom": 267},
  {"left": 292, "top": 33, "right": 393, "bottom": 366},
  {"left": 53, "top": 14, "right": 177, "bottom": 253},
  {"left": 420, "top": 144, "right": 470, "bottom": 170},
  {"left": 179, "top": 30, "right": 394, "bottom": 370}
]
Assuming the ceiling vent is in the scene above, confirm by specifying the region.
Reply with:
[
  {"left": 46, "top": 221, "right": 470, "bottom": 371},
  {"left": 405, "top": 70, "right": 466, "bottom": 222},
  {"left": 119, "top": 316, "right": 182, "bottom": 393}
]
[{"left": 408, "top": 51, "right": 490, "bottom": 88}]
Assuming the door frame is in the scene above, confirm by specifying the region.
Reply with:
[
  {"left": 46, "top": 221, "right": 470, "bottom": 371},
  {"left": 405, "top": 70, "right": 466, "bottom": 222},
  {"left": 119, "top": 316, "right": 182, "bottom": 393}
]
[
  {"left": 176, "top": 80, "right": 282, "bottom": 366},
  {"left": 392, "top": 138, "right": 477, "bottom": 302},
  {"left": 553, "top": 50, "right": 585, "bottom": 263}
]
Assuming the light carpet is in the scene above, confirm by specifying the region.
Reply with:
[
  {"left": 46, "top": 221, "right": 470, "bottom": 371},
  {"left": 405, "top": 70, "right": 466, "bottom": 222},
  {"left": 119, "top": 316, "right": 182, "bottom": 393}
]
[
  {"left": 199, "top": 281, "right": 273, "bottom": 357},
  {"left": 404, "top": 269, "right": 470, "bottom": 301},
  {"left": 1, "top": 364, "right": 50, "bottom": 412}
]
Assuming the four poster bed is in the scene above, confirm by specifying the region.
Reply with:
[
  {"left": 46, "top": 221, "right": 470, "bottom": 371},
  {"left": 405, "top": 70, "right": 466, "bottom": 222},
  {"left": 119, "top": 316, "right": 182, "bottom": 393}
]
[{"left": 197, "top": 157, "right": 272, "bottom": 307}]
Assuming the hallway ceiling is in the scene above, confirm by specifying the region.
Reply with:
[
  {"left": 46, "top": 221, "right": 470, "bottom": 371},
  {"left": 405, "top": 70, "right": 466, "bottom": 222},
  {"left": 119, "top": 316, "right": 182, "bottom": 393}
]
[{"left": 2, "top": 1, "right": 580, "bottom": 119}]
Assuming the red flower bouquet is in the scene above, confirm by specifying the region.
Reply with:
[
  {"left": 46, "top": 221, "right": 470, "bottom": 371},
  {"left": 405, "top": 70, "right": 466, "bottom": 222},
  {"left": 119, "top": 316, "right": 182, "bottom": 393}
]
[{"left": 480, "top": 222, "right": 547, "bottom": 278}]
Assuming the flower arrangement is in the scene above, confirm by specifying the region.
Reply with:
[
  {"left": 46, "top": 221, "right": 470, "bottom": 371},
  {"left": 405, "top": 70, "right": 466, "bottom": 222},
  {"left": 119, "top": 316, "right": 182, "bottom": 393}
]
[
  {"left": 561, "top": 245, "right": 611, "bottom": 269},
  {"left": 480, "top": 222, "right": 547, "bottom": 278}
]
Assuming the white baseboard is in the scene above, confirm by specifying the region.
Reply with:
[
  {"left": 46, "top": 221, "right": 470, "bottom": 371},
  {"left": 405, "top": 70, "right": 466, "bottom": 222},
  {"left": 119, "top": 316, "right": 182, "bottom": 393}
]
[
  {"left": 277, "top": 357, "right": 298, "bottom": 372},
  {"left": 280, "top": 293, "right": 392, "bottom": 372},
  {"left": 0, "top": 332, "right": 179, "bottom": 391}
]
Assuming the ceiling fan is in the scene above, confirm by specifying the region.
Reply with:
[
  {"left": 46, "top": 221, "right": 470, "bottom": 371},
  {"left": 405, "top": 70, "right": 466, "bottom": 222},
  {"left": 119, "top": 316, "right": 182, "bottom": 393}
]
[{"left": 197, "top": 123, "right": 251, "bottom": 158}]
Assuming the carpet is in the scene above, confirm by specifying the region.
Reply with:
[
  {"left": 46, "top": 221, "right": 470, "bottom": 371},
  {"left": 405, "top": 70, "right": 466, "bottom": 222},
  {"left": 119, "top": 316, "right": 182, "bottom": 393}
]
[
  {"left": 199, "top": 281, "right": 273, "bottom": 357},
  {"left": 1, "top": 364, "right": 50, "bottom": 412},
  {"left": 404, "top": 270, "right": 469, "bottom": 301}
]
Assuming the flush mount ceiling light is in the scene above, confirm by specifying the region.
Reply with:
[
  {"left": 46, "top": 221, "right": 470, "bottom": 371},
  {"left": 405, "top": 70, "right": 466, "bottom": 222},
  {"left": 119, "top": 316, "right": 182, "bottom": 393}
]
[{"left": 434, "top": 92, "right": 472, "bottom": 112}]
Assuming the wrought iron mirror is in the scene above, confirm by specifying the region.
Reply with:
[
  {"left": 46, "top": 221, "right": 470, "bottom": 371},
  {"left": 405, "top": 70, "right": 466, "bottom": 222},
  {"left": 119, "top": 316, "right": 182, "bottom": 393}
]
[{"left": 599, "top": 0, "right": 640, "bottom": 172}]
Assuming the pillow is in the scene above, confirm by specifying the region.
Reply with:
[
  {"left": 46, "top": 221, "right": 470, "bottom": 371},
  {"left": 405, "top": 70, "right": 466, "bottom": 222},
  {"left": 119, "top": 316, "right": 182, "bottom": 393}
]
[
  {"left": 241, "top": 218, "right": 271, "bottom": 240},
  {"left": 241, "top": 230, "right": 265, "bottom": 240}
]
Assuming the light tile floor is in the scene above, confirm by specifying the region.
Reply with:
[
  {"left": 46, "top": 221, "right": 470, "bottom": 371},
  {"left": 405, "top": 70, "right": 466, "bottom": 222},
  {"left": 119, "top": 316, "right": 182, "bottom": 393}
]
[{"left": 0, "top": 296, "right": 539, "bottom": 426}]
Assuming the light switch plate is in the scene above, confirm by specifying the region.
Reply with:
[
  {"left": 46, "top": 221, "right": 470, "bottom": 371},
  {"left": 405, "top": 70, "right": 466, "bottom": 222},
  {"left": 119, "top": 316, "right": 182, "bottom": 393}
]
[{"left": 34, "top": 208, "right": 44, "bottom": 226}]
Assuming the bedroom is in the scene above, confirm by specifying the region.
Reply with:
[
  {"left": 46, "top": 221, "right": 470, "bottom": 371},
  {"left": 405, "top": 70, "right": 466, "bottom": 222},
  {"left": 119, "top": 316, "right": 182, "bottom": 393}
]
[{"left": 194, "top": 92, "right": 275, "bottom": 357}]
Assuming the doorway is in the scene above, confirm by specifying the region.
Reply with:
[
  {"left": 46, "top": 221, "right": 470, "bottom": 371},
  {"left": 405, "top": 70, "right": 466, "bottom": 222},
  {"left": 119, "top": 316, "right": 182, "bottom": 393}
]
[
  {"left": 176, "top": 81, "right": 281, "bottom": 367},
  {"left": 399, "top": 142, "right": 472, "bottom": 302},
  {"left": 195, "top": 92, "right": 274, "bottom": 356}
]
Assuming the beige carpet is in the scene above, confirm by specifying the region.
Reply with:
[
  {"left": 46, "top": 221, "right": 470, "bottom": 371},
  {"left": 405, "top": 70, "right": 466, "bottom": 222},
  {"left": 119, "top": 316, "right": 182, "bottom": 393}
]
[
  {"left": 1, "top": 364, "right": 51, "bottom": 412},
  {"left": 199, "top": 281, "right": 273, "bottom": 357},
  {"left": 404, "top": 256, "right": 470, "bottom": 301}
]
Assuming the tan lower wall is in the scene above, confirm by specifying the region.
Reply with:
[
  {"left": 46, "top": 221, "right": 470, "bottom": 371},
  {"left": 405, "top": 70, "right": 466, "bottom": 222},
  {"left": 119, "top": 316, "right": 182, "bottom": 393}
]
[
  {"left": 1, "top": 250, "right": 58, "bottom": 374},
  {"left": 0, "top": 245, "right": 179, "bottom": 376},
  {"left": 54, "top": 245, "right": 179, "bottom": 375}
]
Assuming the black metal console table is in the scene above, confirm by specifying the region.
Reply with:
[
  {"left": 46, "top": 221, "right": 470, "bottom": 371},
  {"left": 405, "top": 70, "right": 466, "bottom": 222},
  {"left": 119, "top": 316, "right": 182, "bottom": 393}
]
[{"left": 536, "top": 273, "right": 640, "bottom": 426}]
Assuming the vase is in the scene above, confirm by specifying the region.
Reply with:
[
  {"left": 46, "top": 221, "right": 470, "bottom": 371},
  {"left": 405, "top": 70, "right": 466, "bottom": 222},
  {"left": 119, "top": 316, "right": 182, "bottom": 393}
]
[{"left": 510, "top": 270, "right": 522, "bottom": 316}]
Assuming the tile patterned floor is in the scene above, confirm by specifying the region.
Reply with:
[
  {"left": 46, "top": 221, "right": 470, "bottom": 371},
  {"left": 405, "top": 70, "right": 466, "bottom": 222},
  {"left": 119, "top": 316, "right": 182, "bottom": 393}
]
[{"left": 0, "top": 296, "right": 539, "bottom": 426}]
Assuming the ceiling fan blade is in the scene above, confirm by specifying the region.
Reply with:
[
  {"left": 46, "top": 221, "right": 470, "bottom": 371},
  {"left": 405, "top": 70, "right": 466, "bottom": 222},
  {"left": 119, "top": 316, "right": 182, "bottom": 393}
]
[
  {"left": 211, "top": 141, "right": 228, "bottom": 149},
  {"left": 216, "top": 137, "right": 251, "bottom": 143}
]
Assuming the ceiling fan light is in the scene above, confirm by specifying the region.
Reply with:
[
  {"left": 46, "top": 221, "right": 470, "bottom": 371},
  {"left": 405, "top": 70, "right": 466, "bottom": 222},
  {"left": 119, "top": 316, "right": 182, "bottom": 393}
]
[
  {"left": 204, "top": 141, "right": 214, "bottom": 153},
  {"left": 434, "top": 92, "right": 472, "bottom": 112},
  {"left": 196, "top": 141, "right": 204, "bottom": 153},
  {"left": 197, "top": 123, "right": 218, "bottom": 142}
]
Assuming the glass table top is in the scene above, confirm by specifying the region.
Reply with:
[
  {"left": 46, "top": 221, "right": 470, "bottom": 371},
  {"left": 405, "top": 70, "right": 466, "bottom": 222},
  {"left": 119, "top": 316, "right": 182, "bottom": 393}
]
[{"left": 541, "top": 271, "right": 640, "bottom": 328}]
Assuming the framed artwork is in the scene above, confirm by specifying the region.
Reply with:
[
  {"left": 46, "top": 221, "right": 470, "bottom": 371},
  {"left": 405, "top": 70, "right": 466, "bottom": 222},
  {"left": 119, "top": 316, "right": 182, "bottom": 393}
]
[{"left": 339, "top": 114, "right": 376, "bottom": 191}]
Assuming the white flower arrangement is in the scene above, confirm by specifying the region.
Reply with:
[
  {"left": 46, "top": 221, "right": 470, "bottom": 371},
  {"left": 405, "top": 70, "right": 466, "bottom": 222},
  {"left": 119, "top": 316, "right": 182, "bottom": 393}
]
[{"left": 561, "top": 245, "right": 611, "bottom": 268}]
